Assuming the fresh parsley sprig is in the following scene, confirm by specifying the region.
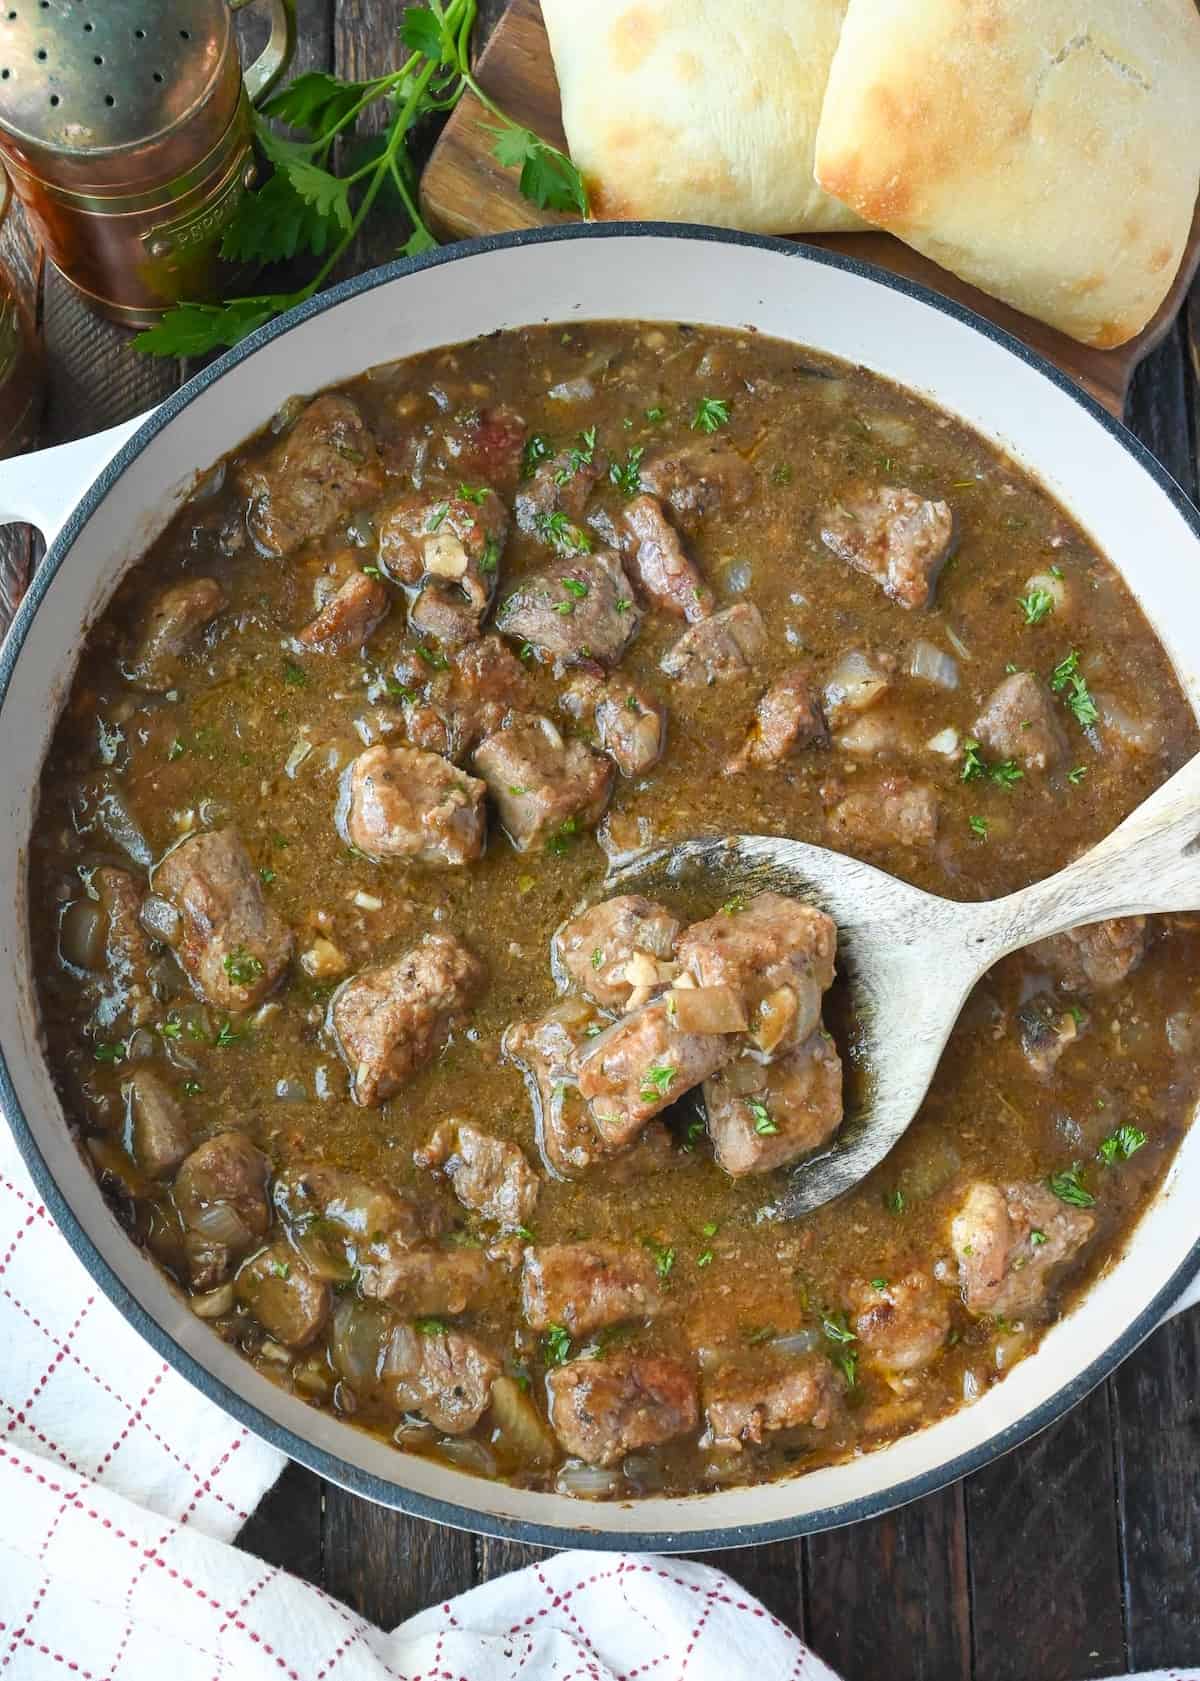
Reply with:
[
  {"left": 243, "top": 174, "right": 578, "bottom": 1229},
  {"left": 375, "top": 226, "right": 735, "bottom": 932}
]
[{"left": 135, "top": 0, "right": 587, "bottom": 359}]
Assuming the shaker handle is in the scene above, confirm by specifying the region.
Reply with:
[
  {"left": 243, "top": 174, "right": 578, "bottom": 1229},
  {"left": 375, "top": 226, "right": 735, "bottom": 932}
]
[{"left": 231, "top": 0, "right": 296, "bottom": 106}]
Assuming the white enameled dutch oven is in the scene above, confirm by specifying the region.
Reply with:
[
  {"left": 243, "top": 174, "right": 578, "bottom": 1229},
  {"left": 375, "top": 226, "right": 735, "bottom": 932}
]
[{"left": 0, "top": 226, "right": 1198, "bottom": 1550}]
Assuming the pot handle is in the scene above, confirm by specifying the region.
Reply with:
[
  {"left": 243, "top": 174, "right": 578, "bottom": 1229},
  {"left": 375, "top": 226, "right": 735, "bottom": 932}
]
[
  {"left": 0, "top": 414, "right": 152, "bottom": 547},
  {"left": 1162, "top": 1270, "right": 1200, "bottom": 1325}
]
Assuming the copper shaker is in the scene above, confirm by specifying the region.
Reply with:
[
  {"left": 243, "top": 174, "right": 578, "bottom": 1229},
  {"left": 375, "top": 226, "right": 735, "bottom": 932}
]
[{"left": 0, "top": 0, "right": 295, "bottom": 328}]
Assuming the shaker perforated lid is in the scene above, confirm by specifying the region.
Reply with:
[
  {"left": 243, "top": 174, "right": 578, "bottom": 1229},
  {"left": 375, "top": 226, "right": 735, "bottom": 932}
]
[{"left": 0, "top": 0, "right": 236, "bottom": 157}]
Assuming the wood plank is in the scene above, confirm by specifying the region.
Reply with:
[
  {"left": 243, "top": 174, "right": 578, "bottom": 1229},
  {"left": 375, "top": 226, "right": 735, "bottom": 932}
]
[
  {"left": 321, "top": 1496, "right": 476, "bottom": 1627},
  {"left": 0, "top": 195, "right": 42, "bottom": 634},
  {"left": 1124, "top": 321, "right": 1197, "bottom": 499},
  {"left": 803, "top": 1487, "right": 970, "bottom": 1681},
  {"left": 1112, "top": 1314, "right": 1200, "bottom": 1671},
  {"left": 237, "top": 1460, "right": 325, "bottom": 1588},
  {"left": 966, "top": 1385, "right": 1126, "bottom": 1681},
  {"left": 476, "top": 1538, "right": 550, "bottom": 1586},
  {"left": 419, "top": 0, "right": 1200, "bottom": 420}
]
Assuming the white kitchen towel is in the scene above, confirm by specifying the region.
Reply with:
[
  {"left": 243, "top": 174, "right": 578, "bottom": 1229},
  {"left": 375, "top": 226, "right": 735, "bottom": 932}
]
[{"left": 0, "top": 1122, "right": 1195, "bottom": 1680}]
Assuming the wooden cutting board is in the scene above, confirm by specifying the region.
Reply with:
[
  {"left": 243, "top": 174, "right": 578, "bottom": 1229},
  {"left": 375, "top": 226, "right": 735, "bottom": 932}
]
[{"left": 420, "top": 0, "right": 1200, "bottom": 419}]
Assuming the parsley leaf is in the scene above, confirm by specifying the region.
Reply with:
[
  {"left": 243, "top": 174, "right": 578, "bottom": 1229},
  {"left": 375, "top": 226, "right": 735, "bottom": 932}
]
[
  {"left": 692, "top": 397, "right": 731, "bottom": 433},
  {"left": 643, "top": 1238, "right": 676, "bottom": 1280},
  {"left": 1048, "top": 1161, "right": 1096, "bottom": 1207},
  {"left": 640, "top": 1063, "right": 676, "bottom": 1103},
  {"left": 821, "top": 1310, "right": 859, "bottom": 1388},
  {"left": 968, "top": 814, "right": 988, "bottom": 838},
  {"left": 521, "top": 432, "right": 553, "bottom": 478},
  {"left": 542, "top": 1324, "right": 573, "bottom": 1366},
  {"left": 532, "top": 510, "right": 592, "bottom": 555},
  {"left": 1050, "top": 649, "right": 1099, "bottom": 728},
  {"left": 1018, "top": 588, "right": 1054, "bottom": 625},
  {"left": 93, "top": 1041, "right": 126, "bottom": 1065},
  {"left": 223, "top": 946, "right": 265, "bottom": 988},
  {"left": 554, "top": 427, "right": 597, "bottom": 485},
  {"left": 748, "top": 1098, "right": 777, "bottom": 1135},
  {"left": 489, "top": 124, "right": 588, "bottom": 215},
  {"left": 609, "top": 446, "right": 645, "bottom": 497},
  {"left": 414, "top": 1315, "right": 449, "bottom": 1336},
  {"left": 1098, "top": 1124, "right": 1147, "bottom": 1165}
]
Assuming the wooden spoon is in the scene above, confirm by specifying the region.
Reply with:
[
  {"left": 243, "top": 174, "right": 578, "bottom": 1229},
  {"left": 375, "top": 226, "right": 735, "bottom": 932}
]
[{"left": 609, "top": 751, "right": 1200, "bottom": 1217}]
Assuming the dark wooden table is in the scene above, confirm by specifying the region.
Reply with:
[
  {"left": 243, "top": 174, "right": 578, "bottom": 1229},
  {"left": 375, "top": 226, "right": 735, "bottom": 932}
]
[{"left": 2, "top": 4, "right": 1198, "bottom": 1675}]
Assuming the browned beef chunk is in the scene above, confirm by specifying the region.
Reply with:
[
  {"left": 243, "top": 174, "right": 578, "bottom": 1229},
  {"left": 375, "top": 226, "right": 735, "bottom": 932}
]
[
  {"left": 402, "top": 635, "right": 533, "bottom": 762},
  {"left": 436, "top": 404, "right": 526, "bottom": 491},
  {"left": 342, "top": 744, "right": 487, "bottom": 866},
  {"left": 358, "top": 1243, "right": 489, "bottom": 1314},
  {"left": 638, "top": 445, "right": 753, "bottom": 530},
  {"left": 821, "top": 485, "right": 955, "bottom": 610},
  {"left": 1031, "top": 917, "right": 1148, "bottom": 993},
  {"left": 239, "top": 395, "right": 384, "bottom": 557},
  {"left": 619, "top": 494, "right": 714, "bottom": 622},
  {"left": 273, "top": 1162, "right": 442, "bottom": 1250},
  {"left": 496, "top": 548, "right": 640, "bottom": 668},
  {"left": 297, "top": 570, "right": 390, "bottom": 652},
  {"left": 521, "top": 1241, "right": 664, "bottom": 1335},
  {"left": 678, "top": 892, "right": 837, "bottom": 1060},
  {"left": 473, "top": 712, "right": 614, "bottom": 853},
  {"left": 704, "top": 1030, "right": 843, "bottom": 1176},
  {"left": 972, "top": 671, "right": 1069, "bottom": 771},
  {"left": 1017, "top": 991, "right": 1083, "bottom": 1078},
  {"left": 378, "top": 488, "right": 508, "bottom": 646},
  {"left": 174, "top": 1132, "right": 270, "bottom": 1287},
  {"left": 329, "top": 933, "right": 484, "bottom": 1106},
  {"left": 153, "top": 829, "right": 293, "bottom": 1011},
  {"left": 503, "top": 1001, "right": 677, "bottom": 1181},
  {"left": 561, "top": 673, "right": 668, "bottom": 779},
  {"left": 124, "top": 1068, "right": 190, "bottom": 1179},
  {"left": 660, "top": 602, "right": 766, "bottom": 687},
  {"left": 824, "top": 774, "right": 940, "bottom": 850},
  {"left": 950, "top": 1181, "right": 1094, "bottom": 1318},
  {"left": 577, "top": 994, "right": 737, "bottom": 1146},
  {"left": 380, "top": 1321, "right": 500, "bottom": 1434},
  {"left": 553, "top": 895, "right": 681, "bottom": 1011},
  {"left": 704, "top": 1356, "right": 840, "bottom": 1448},
  {"left": 416, "top": 1120, "right": 540, "bottom": 1230},
  {"left": 549, "top": 1354, "right": 698, "bottom": 1466},
  {"left": 235, "top": 1244, "right": 331, "bottom": 1348},
  {"left": 94, "top": 865, "right": 156, "bottom": 1028},
  {"left": 125, "top": 577, "right": 228, "bottom": 692},
  {"left": 849, "top": 1271, "right": 950, "bottom": 1372},
  {"left": 727, "top": 668, "right": 829, "bottom": 772},
  {"left": 516, "top": 445, "right": 606, "bottom": 531}
]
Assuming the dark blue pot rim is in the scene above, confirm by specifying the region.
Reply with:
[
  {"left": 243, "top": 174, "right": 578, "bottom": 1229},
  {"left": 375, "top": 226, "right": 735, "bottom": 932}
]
[{"left": 2, "top": 221, "right": 1199, "bottom": 1553}]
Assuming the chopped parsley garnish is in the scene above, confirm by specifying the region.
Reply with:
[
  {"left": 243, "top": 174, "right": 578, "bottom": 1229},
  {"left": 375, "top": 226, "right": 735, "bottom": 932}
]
[
  {"left": 989, "top": 759, "right": 1024, "bottom": 788},
  {"left": 770, "top": 463, "right": 794, "bottom": 486},
  {"left": 1018, "top": 588, "right": 1054, "bottom": 625},
  {"left": 259, "top": 866, "right": 277, "bottom": 885},
  {"left": 745, "top": 1325, "right": 777, "bottom": 1345},
  {"left": 521, "top": 432, "right": 553, "bottom": 478},
  {"left": 960, "top": 740, "right": 986, "bottom": 782},
  {"left": 680, "top": 1115, "right": 706, "bottom": 1151},
  {"left": 886, "top": 1188, "right": 905, "bottom": 1214},
  {"left": 456, "top": 482, "right": 489, "bottom": 504},
  {"left": 268, "top": 1257, "right": 291, "bottom": 1279},
  {"left": 1098, "top": 1124, "right": 1147, "bottom": 1165},
  {"left": 696, "top": 1249, "right": 714, "bottom": 1268},
  {"left": 691, "top": 396, "right": 731, "bottom": 434},
  {"left": 968, "top": 815, "right": 988, "bottom": 838},
  {"left": 545, "top": 815, "right": 578, "bottom": 857},
  {"left": 167, "top": 738, "right": 186, "bottom": 762},
  {"left": 414, "top": 1317, "right": 447, "bottom": 1336},
  {"left": 1067, "top": 765, "right": 1087, "bottom": 786},
  {"left": 416, "top": 644, "right": 450, "bottom": 671},
  {"left": 821, "top": 1310, "right": 859, "bottom": 1388},
  {"left": 157, "top": 1017, "right": 183, "bottom": 1041},
  {"left": 643, "top": 1238, "right": 676, "bottom": 1280},
  {"left": 182, "top": 1080, "right": 203, "bottom": 1098},
  {"left": 532, "top": 510, "right": 592, "bottom": 555},
  {"left": 93, "top": 1041, "right": 125, "bottom": 1064},
  {"left": 282, "top": 661, "right": 307, "bottom": 687},
  {"left": 590, "top": 948, "right": 604, "bottom": 970},
  {"left": 542, "top": 1324, "right": 572, "bottom": 1366},
  {"left": 961, "top": 739, "right": 1023, "bottom": 788},
  {"left": 214, "top": 1019, "right": 243, "bottom": 1050},
  {"left": 721, "top": 893, "right": 747, "bottom": 915},
  {"left": 701, "top": 1221, "right": 719, "bottom": 1238},
  {"left": 640, "top": 1063, "right": 676, "bottom": 1102},
  {"left": 223, "top": 946, "right": 265, "bottom": 987},
  {"left": 361, "top": 565, "right": 382, "bottom": 578},
  {"left": 479, "top": 537, "right": 500, "bottom": 575},
  {"left": 1047, "top": 1161, "right": 1095, "bottom": 1207},
  {"left": 609, "top": 445, "right": 645, "bottom": 497},
  {"left": 554, "top": 426, "right": 598, "bottom": 484},
  {"left": 426, "top": 501, "right": 450, "bottom": 532},
  {"left": 1029, "top": 1230, "right": 1047, "bottom": 1247},
  {"left": 561, "top": 576, "right": 589, "bottom": 599},
  {"left": 748, "top": 1098, "right": 778, "bottom": 1136},
  {"left": 513, "top": 1224, "right": 536, "bottom": 1242},
  {"left": 1050, "top": 649, "right": 1099, "bottom": 728},
  {"left": 615, "top": 597, "right": 632, "bottom": 614},
  {"left": 870, "top": 1278, "right": 888, "bottom": 1291}
]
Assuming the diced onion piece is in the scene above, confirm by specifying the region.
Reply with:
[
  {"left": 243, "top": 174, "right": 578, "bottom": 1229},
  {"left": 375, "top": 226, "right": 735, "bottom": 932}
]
[
  {"left": 275, "top": 1077, "right": 309, "bottom": 1103},
  {"left": 330, "top": 1298, "right": 393, "bottom": 1387},
  {"left": 424, "top": 531, "right": 469, "bottom": 579},
  {"left": 285, "top": 737, "right": 313, "bottom": 778},
  {"left": 291, "top": 1226, "right": 355, "bottom": 1284},
  {"left": 189, "top": 1201, "right": 252, "bottom": 1249},
  {"left": 824, "top": 650, "right": 890, "bottom": 719},
  {"left": 59, "top": 899, "right": 106, "bottom": 971},
  {"left": 770, "top": 1328, "right": 823, "bottom": 1358},
  {"left": 547, "top": 376, "right": 595, "bottom": 403},
  {"left": 626, "top": 984, "right": 656, "bottom": 1012},
  {"left": 353, "top": 890, "right": 383, "bottom": 911},
  {"left": 190, "top": 1283, "right": 235, "bottom": 1319},
  {"left": 1167, "top": 1011, "right": 1197, "bottom": 1055},
  {"left": 488, "top": 1375, "right": 560, "bottom": 1471},
  {"left": 300, "top": 937, "right": 348, "bottom": 980},
  {"left": 1096, "top": 692, "right": 1162, "bottom": 754},
  {"left": 944, "top": 625, "right": 972, "bottom": 662},
  {"left": 750, "top": 984, "right": 799, "bottom": 1056},
  {"left": 259, "top": 1338, "right": 292, "bottom": 1364},
  {"left": 669, "top": 985, "right": 748, "bottom": 1035},
  {"left": 555, "top": 1461, "right": 624, "bottom": 1499},
  {"left": 623, "top": 951, "right": 659, "bottom": 990},
  {"left": 1025, "top": 569, "right": 1068, "bottom": 609},
  {"left": 836, "top": 713, "right": 904, "bottom": 756},
  {"left": 908, "top": 640, "right": 958, "bottom": 690},
  {"left": 926, "top": 727, "right": 960, "bottom": 757},
  {"left": 437, "top": 1437, "right": 499, "bottom": 1476}
]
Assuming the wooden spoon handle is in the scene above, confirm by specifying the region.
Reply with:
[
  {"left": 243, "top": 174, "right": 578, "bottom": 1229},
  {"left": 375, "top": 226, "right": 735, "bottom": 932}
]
[{"left": 975, "top": 749, "right": 1200, "bottom": 962}]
